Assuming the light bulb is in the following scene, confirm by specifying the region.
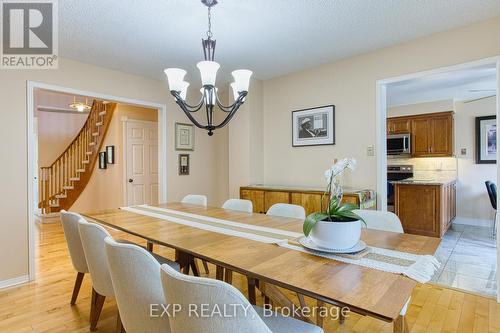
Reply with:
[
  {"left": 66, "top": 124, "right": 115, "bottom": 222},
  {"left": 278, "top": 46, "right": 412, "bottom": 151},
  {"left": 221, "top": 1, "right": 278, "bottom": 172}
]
[
  {"left": 76, "top": 104, "right": 85, "bottom": 112},
  {"left": 164, "top": 68, "right": 187, "bottom": 92},
  {"left": 197, "top": 61, "right": 220, "bottom": 86},
  {"left": 232, "top": 69, "right": 252, "bottom": 93}
]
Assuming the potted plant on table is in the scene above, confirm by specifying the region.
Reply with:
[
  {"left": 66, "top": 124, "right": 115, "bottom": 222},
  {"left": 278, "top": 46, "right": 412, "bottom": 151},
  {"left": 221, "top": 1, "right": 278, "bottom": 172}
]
[{"left": 303, "top": 158, "right": 365, "bottom": 250}]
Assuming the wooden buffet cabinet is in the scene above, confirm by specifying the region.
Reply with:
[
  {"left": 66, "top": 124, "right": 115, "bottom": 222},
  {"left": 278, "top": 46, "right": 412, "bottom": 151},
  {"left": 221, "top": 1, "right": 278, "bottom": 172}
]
[
  {"left": 387, "top": 111, "right": 454, "bottom": 157},
  {"left": 394, "top": 180, "right": 456, "bottom": 238},
  {"left": 240, "top": 185, "right": 376, "bottom": 215}
]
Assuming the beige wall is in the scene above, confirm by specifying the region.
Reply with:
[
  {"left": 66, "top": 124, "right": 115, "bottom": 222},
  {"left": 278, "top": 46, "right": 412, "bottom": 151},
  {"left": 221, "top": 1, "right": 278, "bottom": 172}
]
[
  {"left": 454, "top": 97, "right": 497, "bottom": 221},
  {"left": 243, "top": 17, "right": 500, "bottom": 200},
  {"left": 387, "top": 99, "right": 454, "bottom": 117},
  {"left": 71, "top": 104, "right": 158, "bottom": 212},
  {"left": 0, "top": 58, "right": 229, "bottom": 283}
]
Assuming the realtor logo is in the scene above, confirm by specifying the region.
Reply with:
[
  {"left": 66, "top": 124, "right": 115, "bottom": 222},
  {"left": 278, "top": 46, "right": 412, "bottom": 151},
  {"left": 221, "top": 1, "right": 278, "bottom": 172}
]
[{"left": 1, "top": 0, "right": 58, "bottom": 69}]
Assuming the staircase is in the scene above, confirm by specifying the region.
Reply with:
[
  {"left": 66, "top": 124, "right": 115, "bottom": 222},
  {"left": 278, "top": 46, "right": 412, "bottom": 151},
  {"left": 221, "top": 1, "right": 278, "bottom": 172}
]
[{"left": 38, "top": 101, "right": 116, "bottom": 214}]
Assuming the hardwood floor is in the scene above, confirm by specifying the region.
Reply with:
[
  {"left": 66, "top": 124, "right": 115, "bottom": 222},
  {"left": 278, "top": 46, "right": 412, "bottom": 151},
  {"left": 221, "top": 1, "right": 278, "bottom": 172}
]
[{"left": 0, "top": 221, "right": 499, "bottom": 332}]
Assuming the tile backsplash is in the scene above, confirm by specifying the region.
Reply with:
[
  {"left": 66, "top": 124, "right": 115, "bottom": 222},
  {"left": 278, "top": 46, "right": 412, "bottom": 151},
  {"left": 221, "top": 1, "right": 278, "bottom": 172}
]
[{"left": 387, "top": 157, "right": 457, "bottom": 179}]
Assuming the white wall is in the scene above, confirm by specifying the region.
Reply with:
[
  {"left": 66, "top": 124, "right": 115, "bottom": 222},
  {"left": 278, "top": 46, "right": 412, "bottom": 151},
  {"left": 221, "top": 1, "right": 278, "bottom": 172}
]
[{"left": 455, "top": 97, "right": 497, "bottom": 221}]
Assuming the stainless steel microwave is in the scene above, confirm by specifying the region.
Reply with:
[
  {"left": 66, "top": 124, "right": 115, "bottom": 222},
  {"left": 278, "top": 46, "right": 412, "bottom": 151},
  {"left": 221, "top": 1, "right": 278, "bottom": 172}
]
[{"left": 387, "top": 133, "right": 411, "bottom": 155}]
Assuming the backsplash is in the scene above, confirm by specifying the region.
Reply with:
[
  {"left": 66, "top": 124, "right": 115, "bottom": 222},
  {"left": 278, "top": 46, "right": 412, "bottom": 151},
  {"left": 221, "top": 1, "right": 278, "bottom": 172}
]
[{"left": 387, "top": 157, "right": 457, "bottom": 179}]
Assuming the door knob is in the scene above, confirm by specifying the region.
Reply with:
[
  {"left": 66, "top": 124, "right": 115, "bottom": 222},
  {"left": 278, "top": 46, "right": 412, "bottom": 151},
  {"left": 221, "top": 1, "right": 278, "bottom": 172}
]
[{"left": 128, "top": 179, "right": 133, "bottom": 183}]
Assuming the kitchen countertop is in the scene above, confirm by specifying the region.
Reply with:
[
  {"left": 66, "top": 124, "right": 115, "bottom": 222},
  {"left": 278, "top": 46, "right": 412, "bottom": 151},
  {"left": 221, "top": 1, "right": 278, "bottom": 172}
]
[{"left": 390, "top": 178, "right": 457, "bottom": 186}]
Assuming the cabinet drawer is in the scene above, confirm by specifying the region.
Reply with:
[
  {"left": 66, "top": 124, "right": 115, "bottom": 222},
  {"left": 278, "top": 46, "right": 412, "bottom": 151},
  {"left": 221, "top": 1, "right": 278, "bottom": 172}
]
[{"left": 264, "top": 191, "right": 290, "bottom": 212}]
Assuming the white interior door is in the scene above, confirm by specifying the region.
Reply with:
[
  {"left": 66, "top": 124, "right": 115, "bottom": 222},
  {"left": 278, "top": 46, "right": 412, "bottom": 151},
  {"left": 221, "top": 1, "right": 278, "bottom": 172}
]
[{"left": 125, "top": 120, "right": 159, "bottom": 206}]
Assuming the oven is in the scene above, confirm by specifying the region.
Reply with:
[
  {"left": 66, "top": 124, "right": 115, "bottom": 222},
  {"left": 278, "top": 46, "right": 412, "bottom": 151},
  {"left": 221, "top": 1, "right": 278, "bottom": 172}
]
[
  {"left": 387, "top": 133, "right": 411, "bottom": 156},
  {"left": 387, "top": 165, "right": 413, "bottom": 212}
]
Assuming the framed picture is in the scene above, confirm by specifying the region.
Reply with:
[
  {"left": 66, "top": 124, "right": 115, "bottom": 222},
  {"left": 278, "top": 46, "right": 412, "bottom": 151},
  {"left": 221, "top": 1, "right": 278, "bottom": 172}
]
[
  {"left": 175, "top": 123, "right": 195, "bottom": 151},
  {"left": 99, "top": 151, "right": 107, "bottom": 169},
  {"left": 179, "top": 154, "right": 190, "bottom": 175},
  {"left": 106, "top": 146, "right": 115, "bottom": 164},
  {"left": 476, "top": 115, "right": 497, "bottom": 164},
  {"left": 292, "top": 105, "right": 335, "bottom": 147}
]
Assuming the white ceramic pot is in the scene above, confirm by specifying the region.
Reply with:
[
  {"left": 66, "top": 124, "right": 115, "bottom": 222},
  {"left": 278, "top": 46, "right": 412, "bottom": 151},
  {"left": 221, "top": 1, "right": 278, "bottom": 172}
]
[{"left": 309, "top": 220, "right": 361, "bottom": 250}]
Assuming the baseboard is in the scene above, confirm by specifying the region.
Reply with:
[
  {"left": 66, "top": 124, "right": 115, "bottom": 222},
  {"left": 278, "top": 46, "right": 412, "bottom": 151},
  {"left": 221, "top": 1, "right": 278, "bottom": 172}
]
[
  {"left": 0, "top": 275, "right": 29, "bottom": 290},
  {"left": 453, "top": 217, "right": 493, "bottom": 228},
  {"left": 34, "top": 212, "right": 60, "bottom": 224}
]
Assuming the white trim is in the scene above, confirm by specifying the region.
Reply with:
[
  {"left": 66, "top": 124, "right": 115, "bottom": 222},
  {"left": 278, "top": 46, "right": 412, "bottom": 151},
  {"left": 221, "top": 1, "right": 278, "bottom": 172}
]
[
  {"left": 0, "top": 275, "right": 30, "bottom": 290},
  {"left": 496, "top": 59, "right": 500, "bottom": 303},
  {"left": 27, "top": 81, "right": 168, "bottom": 283}
]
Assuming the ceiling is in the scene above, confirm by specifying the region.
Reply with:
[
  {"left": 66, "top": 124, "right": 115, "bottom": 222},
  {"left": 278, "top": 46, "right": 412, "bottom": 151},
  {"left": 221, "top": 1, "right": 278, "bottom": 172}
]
[
  {"left": 387, "top": 64, "right": 497, "bottom": 106},
  {"left": 34, "top": 89, "right": 95, "bottom": 114},
  {"left": 59, "top": 0, "right": 500, "bottom": 84}
]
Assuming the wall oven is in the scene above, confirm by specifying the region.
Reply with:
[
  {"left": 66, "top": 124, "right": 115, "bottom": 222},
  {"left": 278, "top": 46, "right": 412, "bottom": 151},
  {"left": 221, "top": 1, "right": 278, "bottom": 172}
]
[{"left": 387, "top": 133, "right": 411, "bottom": 156}]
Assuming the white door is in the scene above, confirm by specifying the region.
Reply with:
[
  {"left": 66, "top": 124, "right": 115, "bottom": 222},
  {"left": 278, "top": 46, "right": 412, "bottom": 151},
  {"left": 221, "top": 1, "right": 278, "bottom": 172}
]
[{"left": 125, "top": 120, "right": 159, "bottom": 206}]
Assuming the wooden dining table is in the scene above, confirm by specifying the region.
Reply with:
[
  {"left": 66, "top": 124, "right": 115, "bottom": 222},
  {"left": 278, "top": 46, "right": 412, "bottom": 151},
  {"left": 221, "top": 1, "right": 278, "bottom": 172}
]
[{"left": 82, "top": 202, "right": 440, "bottom": 333}]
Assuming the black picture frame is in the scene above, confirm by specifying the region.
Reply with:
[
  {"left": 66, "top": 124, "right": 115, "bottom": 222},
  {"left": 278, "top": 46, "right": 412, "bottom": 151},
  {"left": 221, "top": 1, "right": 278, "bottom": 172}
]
[
  {"left": 291, "top": 105, "right": 335, "bottom": 147},
  {"left": 179, "top": 154, "right": 190, "bottom": 175},
  {"left": 475, "top": 115, "right": 497, "bottom": 164},
  {"left": 99, "top": 152, "right": 107, "bottom": 169},
  {"left": 106, "top": 145, "right": 115, "bottom": 164}
]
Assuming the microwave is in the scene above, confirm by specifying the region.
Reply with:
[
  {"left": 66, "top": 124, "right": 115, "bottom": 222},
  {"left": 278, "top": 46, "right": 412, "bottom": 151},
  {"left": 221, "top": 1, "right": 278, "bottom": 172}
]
[{"left": 387, "top": 133, "right": 411, "bottom": 155}]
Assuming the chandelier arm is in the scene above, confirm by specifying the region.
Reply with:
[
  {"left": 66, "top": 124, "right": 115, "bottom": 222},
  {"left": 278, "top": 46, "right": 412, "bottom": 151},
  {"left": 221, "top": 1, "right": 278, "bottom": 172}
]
[
  {"left": 215, "top": 91, "right": 247, "bottom": 112},
  {"left": 176, "top": 99, "right": 209, "bottom": 130},
  {"left": 213, "top": 100, "right": 244, "bottom": 129},
  {"left": 171, "top": 91, "right": 205, "bottom": 112}
]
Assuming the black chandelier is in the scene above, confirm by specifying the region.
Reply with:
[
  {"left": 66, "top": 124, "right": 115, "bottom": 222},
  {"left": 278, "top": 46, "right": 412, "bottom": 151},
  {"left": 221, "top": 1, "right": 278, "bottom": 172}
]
[{"left": 164, "top": 0, "right": 252, "bottom": 136}]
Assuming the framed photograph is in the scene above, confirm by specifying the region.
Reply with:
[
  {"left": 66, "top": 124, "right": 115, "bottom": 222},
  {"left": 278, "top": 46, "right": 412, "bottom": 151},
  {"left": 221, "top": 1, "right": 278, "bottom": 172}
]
[
  {"left": 175, "top": 123, "right": 195, "bottom": 151},
  {"left": 106, "top": 145, "right": 115, "bottom": 164},
  {"left": 476, "top": 115, "right": 496, "bottom": 164},
  {"left": 179, "top": 154, "right": 190, "bottom": 175},
  {"left": 99, "top": 151, "right": 107, "bottom": 169},
  {"left": 292, "top": 105, "right": 335, "bottom": 147}
]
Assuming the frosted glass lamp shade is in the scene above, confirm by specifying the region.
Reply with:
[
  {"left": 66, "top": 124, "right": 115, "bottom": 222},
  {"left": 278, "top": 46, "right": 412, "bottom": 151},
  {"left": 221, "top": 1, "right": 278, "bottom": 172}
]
[
  {"left": 164, "top": 68, "right": 187, "bottom": 92},
  {"left": 200, "top": 87, "right": 218, "bottom": 106},
  {"left": 179, "top": 81, "right": 189, "bottom": 100},
  {"left": 232, "top": 69, "right": 252, "bottom": 92},
  {"left": 197, "top": 61, "right": 220, "bottom": 86},
  {"left": 230, "top": 82, "right": 246, "bottom": 102}
]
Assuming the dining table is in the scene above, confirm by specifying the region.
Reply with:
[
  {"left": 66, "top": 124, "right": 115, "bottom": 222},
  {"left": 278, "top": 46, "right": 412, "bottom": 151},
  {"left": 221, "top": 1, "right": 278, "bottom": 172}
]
[{"left": 81, "top": 202, "right": 440, "bottom": 333}]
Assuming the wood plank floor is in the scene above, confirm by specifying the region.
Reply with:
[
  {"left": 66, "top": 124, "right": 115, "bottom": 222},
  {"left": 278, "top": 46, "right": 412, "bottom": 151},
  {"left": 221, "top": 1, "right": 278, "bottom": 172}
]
[{"left": 0, "top": 222, "right": 498, "bottom": 332}]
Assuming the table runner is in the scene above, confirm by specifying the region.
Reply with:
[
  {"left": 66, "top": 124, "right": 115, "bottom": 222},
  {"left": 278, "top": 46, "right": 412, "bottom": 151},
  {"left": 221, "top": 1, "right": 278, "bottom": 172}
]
[{"left": 121, "top": 205, "right": 440, "bottom": 283}]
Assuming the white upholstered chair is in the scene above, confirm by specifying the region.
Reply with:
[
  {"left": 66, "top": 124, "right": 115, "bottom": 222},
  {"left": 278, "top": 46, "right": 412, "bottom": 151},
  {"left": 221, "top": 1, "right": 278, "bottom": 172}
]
[
  {"left": 353, "top": 209, "right": 404, "bottom": 233},
  {"left": 266, "top": 203, "right": 306, "bottom": 220},
  {"left": 104, "top": 237, "right": 179, "bottom": 333},
  {"left": 60, "top": 210, "right": 89, "bottom": 305},
  {"left": 160, "top": 264, "right": 323, "bottom": 333},
  {"left": 353, "top": 209, "right": 410, "bottom": 316},
  {"left": 181, "top": 194, "right": 208, "bottom": 206},
  {"left": 222, "top": 198, "right": 253, "bottom": 213}
]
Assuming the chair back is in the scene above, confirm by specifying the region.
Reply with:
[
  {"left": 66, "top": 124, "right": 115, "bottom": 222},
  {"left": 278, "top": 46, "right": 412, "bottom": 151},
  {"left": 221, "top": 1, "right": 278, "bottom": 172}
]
[
  {"left": 486, "top": 181, "right": 497, "bottom": 210},
  {"left": 104, "top": 237, "right": 172, "bottom": 333},
  {"left": 222, "top": 199, "right": 253, "bottom": 213},
  {"left": 353, "top": 209, "right": 404, "bottom": 233},
  {"left": 181, "top": 194, "right": 208, "bottom": 206},
  {"left": 266, "top": 203, "right": 306, "bottom": 220},
  {"left": 160, "top": 264, "right": 271, "bottom": 333},
  {"left": 77, "top": 219, "right": 115, "bottom": 297},
  {"left": 60, "top": 210, "right": 88, "bottom": 273}
]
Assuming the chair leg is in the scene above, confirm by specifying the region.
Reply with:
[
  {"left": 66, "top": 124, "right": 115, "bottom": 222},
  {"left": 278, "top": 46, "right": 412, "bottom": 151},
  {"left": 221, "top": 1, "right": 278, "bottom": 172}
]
[
  {"left": 202, "top": 259, "right": 210, "bottom": 274},
  {"left": 146, "top": 241, "right": 154, "bottom": 252},
  {"left": 224, "top": 269, "right": 233, "bottom": 284},
  {"left": 70, "top": 272, "right": 85, "bottom": 305},
  {"left": 90, "top": 288, "right": 106, "bottom": 331},
  {"left": 190, "top": 259, "right": 200, "bottom": 277},
  {"left": 116, "top": 310, "right": 126, "bottom": 333},
  {"left": 247, "top": 277, "right": 257, "bottom": 305}
]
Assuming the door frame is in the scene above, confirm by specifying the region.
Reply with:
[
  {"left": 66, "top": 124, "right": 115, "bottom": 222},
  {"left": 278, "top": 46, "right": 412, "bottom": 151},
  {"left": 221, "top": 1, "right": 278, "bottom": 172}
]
[
  {"left": 27, "top": 81, "right": 168, "bottom": 281},
  {"left": 375, "top": 55, "right": 500, "bottom": 301},
  {"left": 121, "top": 118, "right": 159, "bottom": 206}
]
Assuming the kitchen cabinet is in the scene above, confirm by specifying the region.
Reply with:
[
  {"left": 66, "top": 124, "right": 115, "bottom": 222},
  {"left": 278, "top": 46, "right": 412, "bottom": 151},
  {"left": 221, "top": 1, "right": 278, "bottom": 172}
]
[
  {"left": 387, "top": 111, "right": 454, "bottom": 157},
  {"left": 240, "top": 189, "right": 265, "bottom": 213},
  {"left": 394, "top": 180, "right": 456, "bottom": 238}
]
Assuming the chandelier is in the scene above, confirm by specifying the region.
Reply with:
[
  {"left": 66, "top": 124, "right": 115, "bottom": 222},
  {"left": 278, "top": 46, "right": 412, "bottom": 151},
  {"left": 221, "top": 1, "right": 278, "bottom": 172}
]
[
  {"left": 69, "top": 97, "right": 91, "bottom": 112},
  {"left": 164, "top": 0, "right": 252, "bottom": 136}
]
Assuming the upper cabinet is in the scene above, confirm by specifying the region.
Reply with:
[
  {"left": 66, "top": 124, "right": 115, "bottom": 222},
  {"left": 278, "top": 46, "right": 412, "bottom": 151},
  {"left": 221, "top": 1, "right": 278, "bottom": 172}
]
[{"left": 388, "top": 111, "right": 454, "bottom": 157}]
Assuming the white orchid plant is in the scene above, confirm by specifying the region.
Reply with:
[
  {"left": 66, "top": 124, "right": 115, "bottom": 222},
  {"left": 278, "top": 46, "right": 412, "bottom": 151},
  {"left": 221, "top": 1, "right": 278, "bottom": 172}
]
[{"left": 303, "top": 158, "right": 365, "bottom": 236}]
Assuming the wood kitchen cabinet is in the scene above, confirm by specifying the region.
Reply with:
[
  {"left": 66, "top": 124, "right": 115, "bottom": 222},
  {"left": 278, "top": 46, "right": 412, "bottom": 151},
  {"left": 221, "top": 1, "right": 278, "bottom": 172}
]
[
  {"left": 388, "top": 111, "right": 454, "bottom": 157},
  {"left": 394, "top": 180, "right": 456, "bottom": 238}
]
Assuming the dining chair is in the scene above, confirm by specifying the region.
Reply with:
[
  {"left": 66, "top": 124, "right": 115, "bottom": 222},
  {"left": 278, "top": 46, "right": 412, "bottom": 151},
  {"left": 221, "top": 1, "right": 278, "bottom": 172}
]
[
  {"left": 266, "top": 203, "right": 306, "bottom": 220},
  {"left": 104, "top": 237, "right": 179, "bottom": 333},
  {"left": 181, "top": 194, "right": 208, "bottom": 206},
  {"left": 353, "top": 209, "right": 404, "bottom": 233},
  {"left": 181, "top": 194, "right": 210, "bottom": 274},
  {"left": 222, "top": 198, "right": 253, "bottom": 213},
  {"left": 485, "top": 181, "right": 497, "bottom": 236},
  {"left": 160, "top": 264, "right": 324, "bottom": 333},
  {"left": 60, "top": 210, "right": 89, "bottom": 305}
]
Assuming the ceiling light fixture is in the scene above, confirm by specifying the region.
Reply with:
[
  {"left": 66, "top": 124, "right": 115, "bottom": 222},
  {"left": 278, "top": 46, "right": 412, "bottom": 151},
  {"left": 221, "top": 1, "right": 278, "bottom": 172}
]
[
  {"left": 69, "top": 97, "right": 91, "bottom": 112},
  {"left": 164, "top": 0, "right": 252, "bottom": 136}
]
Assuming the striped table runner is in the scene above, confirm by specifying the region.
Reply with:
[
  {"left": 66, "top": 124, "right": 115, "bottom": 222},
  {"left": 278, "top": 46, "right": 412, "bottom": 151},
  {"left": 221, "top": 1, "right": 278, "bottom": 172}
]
[{"left": 121, "top": 205, "right": 440, "bottom": 283}]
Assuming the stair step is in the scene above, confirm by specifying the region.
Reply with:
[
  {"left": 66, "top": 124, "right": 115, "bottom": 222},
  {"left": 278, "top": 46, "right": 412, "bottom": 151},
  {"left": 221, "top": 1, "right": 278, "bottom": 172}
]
[
  {"left": 82, "top": 160, "right": 90, "bottom": 164},
  {"left": 85, "top": 151, "right": 93, "bottom": 155},
  {"left": 99, "top": 111, "right": 107, "bottom": 116},
  {"left": 62, "top": 186, "right": 74, "bottom": 190},
  {"left": 55, "top": 194, "right": 67, "bottom": 199},
  {"left": 89, "top": 142, "right": 96, "bottom": 146},
  {"left": 96, "top": 122, "right": 103, "bottom": 127},
  {"left": 49, "top": 203, "right": 59, "bottom": 208},
  {"left": 92, "top": 132, "right": 99, "bottom": 137},
  {"left": 69, "top": 177, "right": 80, "bottom": 181},
  {"left": 76, "top": 169, "right": 85, "bottom": 173}
]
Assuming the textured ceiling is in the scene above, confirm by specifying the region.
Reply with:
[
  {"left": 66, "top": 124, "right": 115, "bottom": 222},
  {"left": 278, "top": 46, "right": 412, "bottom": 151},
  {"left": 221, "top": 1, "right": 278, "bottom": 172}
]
[
  {"left": 59, "top": 0, "right": 500, "bottom": 84},
  {"left": 387, "top": 64, "right": 497, "bottom": 106}
]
